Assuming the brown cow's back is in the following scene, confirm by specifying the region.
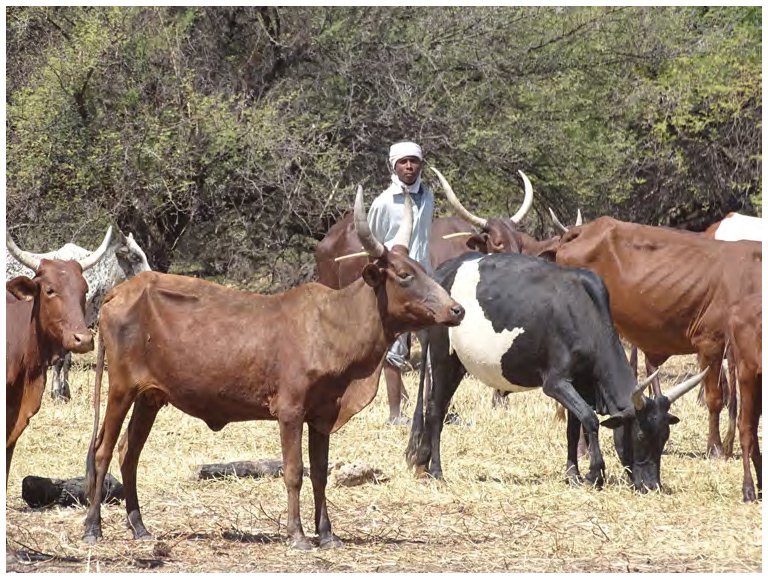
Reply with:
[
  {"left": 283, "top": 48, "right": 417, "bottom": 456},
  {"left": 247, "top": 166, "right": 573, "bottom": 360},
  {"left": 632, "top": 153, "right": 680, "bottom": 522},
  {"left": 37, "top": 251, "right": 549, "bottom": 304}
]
[
  {"left": 556, "top": 217, "right": 761, "bottom": 358},
  {"left": 100, "top": 271, "right": 395, "bottom": 432}
]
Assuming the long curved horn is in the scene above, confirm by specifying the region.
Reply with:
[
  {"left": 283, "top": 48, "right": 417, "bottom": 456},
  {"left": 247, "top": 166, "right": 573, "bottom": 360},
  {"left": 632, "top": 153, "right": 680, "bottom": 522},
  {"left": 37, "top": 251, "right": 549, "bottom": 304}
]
[
  {"left": 353, "top": 185, "right": 386, "bottom": 258},
  {"left": 431, "top": 167, "right": 487, "bottom": 228},
  {"left": 78, "top": 226, "right": 113, "bottom": 272},
  {"left": 548, "top": 208, "right": 569, "bottom": 234},
  {"left": 630, "top": 368, "right": 661, "bottom": 410},
  {"left": 510, "top": 170, "right": 534, "bottom": 223},
  {"left": 6, "top": 231, "right": 41, "bottom": 271},
  {"left": 575, "top": 209, "right": 583, "bottom": 226},
  {"left": 664, "top": 367, "right": 709, "bottom": 405},
  {"left": 390, "top": 187, "right": 414, "bottom": 250}
]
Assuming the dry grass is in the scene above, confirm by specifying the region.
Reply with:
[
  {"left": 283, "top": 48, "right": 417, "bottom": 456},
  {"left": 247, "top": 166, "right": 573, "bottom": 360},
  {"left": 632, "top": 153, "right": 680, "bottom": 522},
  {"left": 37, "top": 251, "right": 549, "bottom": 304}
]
[{"left": 5, "top": 353, "right": 762, "bottom": 572}]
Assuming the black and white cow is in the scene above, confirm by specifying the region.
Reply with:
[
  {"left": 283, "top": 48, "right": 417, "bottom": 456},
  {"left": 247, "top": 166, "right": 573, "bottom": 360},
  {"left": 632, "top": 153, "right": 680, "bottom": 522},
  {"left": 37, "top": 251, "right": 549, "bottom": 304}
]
[
  {"left": 405, "top": 252, "right": 706, "bottom": 491},
  {"left": 5, "top": 226, "right": 151, "bottom": 400}
]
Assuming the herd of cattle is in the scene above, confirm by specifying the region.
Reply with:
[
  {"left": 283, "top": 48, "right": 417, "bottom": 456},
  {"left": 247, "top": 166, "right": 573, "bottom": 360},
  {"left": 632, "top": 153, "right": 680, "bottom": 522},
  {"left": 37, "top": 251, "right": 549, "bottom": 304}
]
[{"left": 5, "top": 170, "right": 762, "bottom": 550}]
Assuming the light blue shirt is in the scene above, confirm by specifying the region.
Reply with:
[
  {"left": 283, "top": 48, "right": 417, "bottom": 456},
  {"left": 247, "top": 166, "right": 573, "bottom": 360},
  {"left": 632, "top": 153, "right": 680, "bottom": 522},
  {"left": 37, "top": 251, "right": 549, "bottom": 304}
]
[{"left": 367, "top": 181, "right": 434, "bottom": 275}]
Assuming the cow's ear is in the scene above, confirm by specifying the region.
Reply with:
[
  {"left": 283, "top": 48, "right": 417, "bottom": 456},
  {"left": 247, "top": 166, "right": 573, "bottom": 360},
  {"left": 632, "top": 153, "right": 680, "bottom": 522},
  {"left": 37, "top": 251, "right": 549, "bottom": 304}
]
[
  {"left": 7, "top": 277, "right": 39, "bottom": 301},
  {"left": 466, "top": 234, "right": 487, "bottom": 252},
  {"left": 667, "top": 414, "right": 680, "bottom": 425},
  {"left": 538, "top": 248, "right": 557, "bottom": 262},
  {"left": 600, "top": 415, "right": 625, "bottom": 429},
  {"left": 361, "top": 263, "right": 384, "bottom": 287}
]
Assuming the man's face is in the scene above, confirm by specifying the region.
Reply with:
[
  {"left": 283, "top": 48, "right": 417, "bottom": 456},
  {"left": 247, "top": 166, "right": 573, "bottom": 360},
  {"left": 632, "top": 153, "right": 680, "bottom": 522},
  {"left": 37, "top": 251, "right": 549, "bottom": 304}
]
[{"left": 395, "top": 156, "right": 422, "bottom": 186}]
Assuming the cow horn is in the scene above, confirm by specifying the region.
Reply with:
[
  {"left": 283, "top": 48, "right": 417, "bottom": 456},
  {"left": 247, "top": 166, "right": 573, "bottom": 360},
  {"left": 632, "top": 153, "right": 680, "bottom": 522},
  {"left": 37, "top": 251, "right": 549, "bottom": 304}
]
[
  {"left": 6, "top": 231, "right": 42, "bottom": 271},
  {"left": 510, "top": 170, "right": 533, "bottom": 223},
  {"left": 664, "top": 367, "right": 709, "bottom": 405},
  {"left": 630, "top": 368, "right": 661, "bottom": 410},
  {"left": 432, "top": 167, "right": 487, "bottom": 228},
  {"left": 78, "top": 226, "right": 113, "bottom": 272},
  {"left": 390, "top": 186, "right": 414, "bottom": 250},
  {"left": 353, "top": 185, "right": 386, "bottom": 258},
  {"left": 575, "top": 208, "right": 583, "bottom": 226},
  {"left": 549, "top": 208, "right": 569, "bottom": 234}
]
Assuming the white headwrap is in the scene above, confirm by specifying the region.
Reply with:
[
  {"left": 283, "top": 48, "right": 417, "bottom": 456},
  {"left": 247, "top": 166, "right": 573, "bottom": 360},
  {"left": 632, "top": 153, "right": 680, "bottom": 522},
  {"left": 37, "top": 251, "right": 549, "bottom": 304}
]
[{"left": 388, "top": 141, "right": 423, "bottom": 194}]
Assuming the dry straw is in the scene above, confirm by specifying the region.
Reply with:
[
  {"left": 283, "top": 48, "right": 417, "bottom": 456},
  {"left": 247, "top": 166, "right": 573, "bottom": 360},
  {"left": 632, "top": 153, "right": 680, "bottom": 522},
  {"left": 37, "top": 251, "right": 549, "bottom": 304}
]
[{"left": 5, "top": 351, "right": 761, "bottom": 572}]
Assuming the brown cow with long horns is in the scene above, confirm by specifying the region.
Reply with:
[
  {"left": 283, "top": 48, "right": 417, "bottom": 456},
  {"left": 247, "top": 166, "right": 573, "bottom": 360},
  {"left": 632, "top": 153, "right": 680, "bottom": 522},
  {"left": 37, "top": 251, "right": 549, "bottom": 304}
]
[
  {"left": 83, "top": 186, "right": 465, "bottom": 549},
  {"left": 6, "top": 228, "right": 111, "bottom": 481}
]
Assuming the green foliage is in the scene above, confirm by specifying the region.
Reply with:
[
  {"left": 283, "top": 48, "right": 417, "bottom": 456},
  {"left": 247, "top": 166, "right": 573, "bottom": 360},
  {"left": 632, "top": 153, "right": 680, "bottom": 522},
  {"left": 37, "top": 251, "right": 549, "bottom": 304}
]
[{"left": 6, "top": 6, "right": 761, "bottom": 288}]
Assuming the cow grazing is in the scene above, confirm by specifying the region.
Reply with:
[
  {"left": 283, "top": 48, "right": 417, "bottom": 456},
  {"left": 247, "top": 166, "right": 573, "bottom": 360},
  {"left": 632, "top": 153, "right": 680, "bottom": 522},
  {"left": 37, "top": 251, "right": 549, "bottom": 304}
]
[
  {"left": 405, "top": 252, "right": 706, "bottom": 490},
  {"left": 703, "top": 212, "right": 763, "bottom": 242},
  {"left": 727, "top": 293, "right": 762, "bottom": 502},
  {"left": 83, "top": 186, "right": 465, "bottom": 549},
  {"left": 5, "top": 226, "right": 151, "bottom": 400},
  {"left": 552, "top": 216, "right": 761, "bottom": 458},
  {"left": 6, "top": 231, "right": 110, "bottom": 481}
]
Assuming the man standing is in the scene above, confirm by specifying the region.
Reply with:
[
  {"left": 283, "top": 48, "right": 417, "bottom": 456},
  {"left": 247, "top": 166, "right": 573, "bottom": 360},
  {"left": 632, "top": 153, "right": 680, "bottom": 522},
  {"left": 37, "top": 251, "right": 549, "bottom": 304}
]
[{"left": 368, "top": 141, "right": 435, "bottom": 424}]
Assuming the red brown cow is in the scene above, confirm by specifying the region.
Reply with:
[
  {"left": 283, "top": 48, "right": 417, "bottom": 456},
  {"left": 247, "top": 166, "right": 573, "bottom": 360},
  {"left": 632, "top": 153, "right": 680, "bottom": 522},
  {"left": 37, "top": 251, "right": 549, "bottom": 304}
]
[
  {"left": 727, "top": 293, "right": 762, "bottom": 502},
  {"left": 83, "top": 187, "right": 465, "bottom": 549},
  {"left": 552, "top": 217, "right": 762, "bottom": 458},
  {"left": 6, "top": 230, "right": 110, "bottom": 481}
]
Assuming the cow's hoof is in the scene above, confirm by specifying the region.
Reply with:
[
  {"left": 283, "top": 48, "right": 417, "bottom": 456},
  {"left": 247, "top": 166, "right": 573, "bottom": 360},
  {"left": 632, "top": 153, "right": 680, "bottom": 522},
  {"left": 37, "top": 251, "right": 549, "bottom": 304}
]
[
  {"left": 83, "top": 532, "right": 101, "bottom": 545},
  {"left": 706, "top": 444, "right": 725, "bottom": 459},
  {"left": 585, "top": 471, "right": 605, "bottom": 489},
  {"left": 133, "top": 530, "right": 153, "bottom": 540},
  {"left": 387, "top": 416, "right": 411, "bottom": 426},
  {"left": 289, "top": 536, "right": 313, "bottom": 551},
  {"left": 743, "top": 487, "right": 757, "bottom": 503},
  {"left": 318, "top": 534, "right": 344, "bottom": 550}
]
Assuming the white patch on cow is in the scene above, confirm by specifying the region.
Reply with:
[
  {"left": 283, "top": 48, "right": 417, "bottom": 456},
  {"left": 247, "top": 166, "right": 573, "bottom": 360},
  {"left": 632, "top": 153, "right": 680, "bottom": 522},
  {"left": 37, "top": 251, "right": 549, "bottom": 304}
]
[
  {"left": 448, "top": 258, "right": 531, "bottom": 393},
  {"left": 714, "top": 213, "right": 763, "bottom": 242}
]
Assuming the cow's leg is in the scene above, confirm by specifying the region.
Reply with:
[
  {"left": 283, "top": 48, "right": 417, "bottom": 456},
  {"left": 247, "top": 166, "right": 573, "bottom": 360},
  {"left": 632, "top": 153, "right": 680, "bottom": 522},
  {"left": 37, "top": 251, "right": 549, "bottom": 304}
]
[
  {"left": 6, "top": 442, "right": 16, "bottom": 485},
  {"left": 51, "top": 354, "right": 72, "bottom": 401},
  {"left": 565, "top": 410, "right": 583, "bottom": 485},
  {"left": 423, "top": 353, "right": 466, "bottom": 480},
  {"left": 406, "top": 341, "right": 430, "bottom": 469},
  {"left": 723, "top": 348, "right": 738, "bottom": 459},
  {"left": 644, "top": 356, "right": 662, "bottom": 398},
  {"left": 279, "top": 417, "right": 311, "bottom": 550},
  {"left": 83, "top": 388, "right": 136, "bottom": 543},
  {"left": 118, "top": 393, "right": 162, "bottom": 539},
  {"left": 699, "top": 352, "right": 725, "bottom": 458},
  {"left": 542, "top": 377, "right": 604, "bottom": 487},
  {"left": 491, "top": 389, "right": 509, "bottom": 408},
  {"left": 739, "top": 371, "right": 761, "bottom": 502},
  {"left": 308, "top": 425, "right": 342, "bottom": 549}
]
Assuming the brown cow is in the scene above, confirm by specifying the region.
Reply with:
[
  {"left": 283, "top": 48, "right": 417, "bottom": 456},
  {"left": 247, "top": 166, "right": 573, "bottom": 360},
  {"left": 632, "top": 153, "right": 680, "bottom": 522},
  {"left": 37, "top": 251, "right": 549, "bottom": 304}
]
[
  {"left": 83, "top": 186, "right": 465, "bottom": 549},
  {"left": 552, "top": 216, "right": 762, "bottom": 458},
  {"left": 6, "top": 230, "right": 110, "bottom": 481},
  {"left": 727, "top": 293, "right": 762, "bottom": 502}
]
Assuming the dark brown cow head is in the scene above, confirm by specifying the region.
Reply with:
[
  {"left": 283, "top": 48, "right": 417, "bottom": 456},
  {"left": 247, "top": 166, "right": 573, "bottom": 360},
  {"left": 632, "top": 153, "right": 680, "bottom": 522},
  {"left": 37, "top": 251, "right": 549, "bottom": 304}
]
[
  {"left": 431, "top": 167, "right": 534, "bottom": 256},
  {"left": 353, "top": 185, "right": 465, "bottom": 332}
]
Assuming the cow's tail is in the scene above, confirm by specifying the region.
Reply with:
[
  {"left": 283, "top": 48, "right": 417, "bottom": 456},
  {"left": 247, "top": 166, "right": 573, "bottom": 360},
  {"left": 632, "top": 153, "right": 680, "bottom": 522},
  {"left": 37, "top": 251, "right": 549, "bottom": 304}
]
[{"left": 84, "top": 330, "right": 106, "bottom": 502}]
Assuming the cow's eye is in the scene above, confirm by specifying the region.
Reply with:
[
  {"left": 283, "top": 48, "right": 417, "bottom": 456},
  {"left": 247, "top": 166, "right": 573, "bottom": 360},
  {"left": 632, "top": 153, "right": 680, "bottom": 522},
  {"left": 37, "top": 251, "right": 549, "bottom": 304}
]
[
  {"left": 398, "top": 271, "right": 412, "bottom": 281},
  {"left": 45, "top": 287, "right": 55, "bottom": 296}
]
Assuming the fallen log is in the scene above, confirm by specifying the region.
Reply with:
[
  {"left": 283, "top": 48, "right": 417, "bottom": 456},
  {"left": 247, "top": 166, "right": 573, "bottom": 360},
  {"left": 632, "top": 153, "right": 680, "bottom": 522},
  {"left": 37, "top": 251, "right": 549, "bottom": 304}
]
[
  {"left": 195, "top": 459, "right": 308, "bottom": 480},
  {"left": 22, "top": 473, "right": 124, "bottom": 508}
]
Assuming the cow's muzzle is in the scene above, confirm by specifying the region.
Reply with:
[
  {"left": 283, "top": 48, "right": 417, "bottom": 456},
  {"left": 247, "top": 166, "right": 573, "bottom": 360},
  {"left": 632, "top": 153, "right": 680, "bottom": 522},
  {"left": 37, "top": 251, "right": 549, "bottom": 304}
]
[{"left": 67, "top": 332, "right": 95, "bottom": 354}]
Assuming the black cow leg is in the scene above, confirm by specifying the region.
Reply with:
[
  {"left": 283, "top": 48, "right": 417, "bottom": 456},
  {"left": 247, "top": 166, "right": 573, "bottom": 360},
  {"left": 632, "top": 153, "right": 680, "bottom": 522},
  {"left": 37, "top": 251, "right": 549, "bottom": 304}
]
[
  {"left": 308, "top": 425, "right": 342, "bottom": 549},
  {"left": 543, "top": 377, "right": 604, "bottom": 488},
  {"left": 118, "top": 393, "right": 161, "bottom": 540},
  {"left": 425, "top": 352, "right": 466, "bottom": 480},
  {"left": 565, "top": 410, "right": 583, "bottom": 486}
]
